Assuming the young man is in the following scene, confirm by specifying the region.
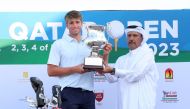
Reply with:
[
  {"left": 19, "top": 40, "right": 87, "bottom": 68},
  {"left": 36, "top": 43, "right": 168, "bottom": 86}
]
[
  {"left": 47, "top": 10, "right": 111, "bottom": 109},
  {"left": 103, "top": 25, "right": 159, "bottom": 109}
]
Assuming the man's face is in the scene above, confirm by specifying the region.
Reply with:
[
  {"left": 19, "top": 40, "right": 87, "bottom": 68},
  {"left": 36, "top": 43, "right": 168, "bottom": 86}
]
[
  {"left": 127, "top": 31, "right": 143, "bottom": 50},
  {"left": 66, "top": 18, "right": 82, "bottom": 36}
]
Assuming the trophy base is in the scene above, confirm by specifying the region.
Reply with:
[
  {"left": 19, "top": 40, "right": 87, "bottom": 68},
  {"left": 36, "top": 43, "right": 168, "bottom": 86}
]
[
  {"left": 84, "top": 57, "right": 103, "bottom": 70},
  {"left": 83, "top": 65, "right": 103, "bottom": 70}
]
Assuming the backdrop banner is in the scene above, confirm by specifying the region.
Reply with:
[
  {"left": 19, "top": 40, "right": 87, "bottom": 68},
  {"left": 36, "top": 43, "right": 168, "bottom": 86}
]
[{"left": 0, "top": 10, "right": 190, "bottom": 109}]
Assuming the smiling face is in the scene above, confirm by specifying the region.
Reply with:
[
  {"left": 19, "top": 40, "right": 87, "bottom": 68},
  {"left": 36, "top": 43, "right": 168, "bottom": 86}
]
[
  {"left": 65, "top": 10, "right": 83, "bottom": 38},
  {"left": 127, "top": 31, "right": 143, "bottom": 50},
  {"left": 66, "top": 18, "right": 82, "bottom": 37}
]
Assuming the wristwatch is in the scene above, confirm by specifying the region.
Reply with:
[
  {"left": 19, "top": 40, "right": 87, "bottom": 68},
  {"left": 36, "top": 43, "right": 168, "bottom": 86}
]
[{"left": 111, "top": 68, "right": 115, "bottom": 75}]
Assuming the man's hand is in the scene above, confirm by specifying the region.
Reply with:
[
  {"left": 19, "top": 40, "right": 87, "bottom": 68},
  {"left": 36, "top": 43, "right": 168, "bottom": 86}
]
[
  {"left": 103, "top": 43, "right": 112, "bottom": 55},
  {"left": 103, "top": 65, "right": 113, "bottom": 73},
  {"left": 102, "top": 43, "right": 112, "bottom": 66},
  {"left": 75, "top": 64, "right": 95, "bottom": 74},
  {"left": 74, "top": 64, "right": 85, "bottom": 74},
  {"left": 97, "top": 65, "right": 113, "bottom": 75}
]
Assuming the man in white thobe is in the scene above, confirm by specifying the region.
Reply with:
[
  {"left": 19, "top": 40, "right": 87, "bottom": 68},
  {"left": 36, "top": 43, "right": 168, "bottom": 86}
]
[{"left": 103, "top": 25, "right": 159, "bottom": 109}]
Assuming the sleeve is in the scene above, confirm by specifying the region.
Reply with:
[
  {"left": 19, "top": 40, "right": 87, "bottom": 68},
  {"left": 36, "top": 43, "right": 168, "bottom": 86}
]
[
  {"left": 104, "top": 64, "right": 119, "bottom": 83},
  {"left": 104, "top": 73, "right": 118, "bottom": 83},
  {"left": 115, "top": 52, "right": 155, "bottom": 83},
  {"left": 47, "top": 41, "right": 61, "bottom": 66}
]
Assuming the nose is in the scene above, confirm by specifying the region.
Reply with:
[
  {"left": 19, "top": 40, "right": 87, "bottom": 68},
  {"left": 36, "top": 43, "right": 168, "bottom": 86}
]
[
  {"left": 74, "top": 21, "right": 81, "bottom": 27},
  {"left": 72, "top": 22, "right": 78, "bottom": 27},
  {"left": 128, "top": 35, "right": 134, "bottom": 41}
]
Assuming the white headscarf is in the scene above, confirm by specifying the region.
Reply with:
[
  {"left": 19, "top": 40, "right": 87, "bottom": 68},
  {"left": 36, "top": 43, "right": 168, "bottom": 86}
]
[{"left": 125, "top": 26, "right": 148, "bottom": 45}]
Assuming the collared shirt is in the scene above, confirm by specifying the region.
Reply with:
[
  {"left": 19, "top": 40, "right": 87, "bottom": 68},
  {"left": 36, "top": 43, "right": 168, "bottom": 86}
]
[{"left": 48, "top": 35, "right": 94, "bottom": 91}]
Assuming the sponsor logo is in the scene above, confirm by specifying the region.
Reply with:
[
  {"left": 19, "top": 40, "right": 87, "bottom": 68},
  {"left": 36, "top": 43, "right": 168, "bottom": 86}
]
[
  {"left": 17, "top": 72, "right": 30, "bottom": 83},
  {"left": 94, "top": 90, "right": 104, "bottom": 105},
  {"left": 165, "top": 68, "right": 173, "bottom": 82},
  {"left": 161, "top": 90, "right": 179, "bottom": 103},
  {"left": 94, "top": 72, "right": 106, "bottom": 82},
  {"left": 23, "top": 72, "right": 29, "bottom": 79}
]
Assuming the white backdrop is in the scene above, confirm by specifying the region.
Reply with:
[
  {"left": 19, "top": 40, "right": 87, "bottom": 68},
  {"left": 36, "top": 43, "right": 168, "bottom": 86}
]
[
  {"left": 0, "top": 0, "right": 190, "bottom": 12},
  {"left": 0, "top": 63, "right": 189, "bottom": 109}
]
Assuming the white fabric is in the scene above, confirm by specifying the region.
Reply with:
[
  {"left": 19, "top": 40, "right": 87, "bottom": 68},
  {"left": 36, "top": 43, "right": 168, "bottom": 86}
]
[
  {"left": 105, "top": 26, "right": 159, "bottom": 109},
  {"left": 48, "top": 34, "right": 94, "bottom": 91},
  {"left": 105, "top": 43, "right": 159, "bottom": 109},
  {"left": 125, "top": 26, "right": 148, "bottom": 45}
]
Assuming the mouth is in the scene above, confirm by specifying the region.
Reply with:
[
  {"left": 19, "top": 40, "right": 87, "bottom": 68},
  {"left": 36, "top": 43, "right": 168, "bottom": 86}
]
[
  {"left": 129, "top": 42, "right": 135, "bottom": 44},
  {"left": 71, "top": 28, "right": 80, "bottom": 32}
]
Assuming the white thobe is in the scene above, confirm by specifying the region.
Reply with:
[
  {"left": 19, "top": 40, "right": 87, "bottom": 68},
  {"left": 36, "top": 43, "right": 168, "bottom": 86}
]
[{"left": 105, "top": 43, "right": 159, "bottom": 109}]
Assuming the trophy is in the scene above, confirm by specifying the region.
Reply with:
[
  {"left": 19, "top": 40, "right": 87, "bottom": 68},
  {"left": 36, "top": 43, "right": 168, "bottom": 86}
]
[{"left": 83, "top": 24, "right": 107, "bottom": 70}]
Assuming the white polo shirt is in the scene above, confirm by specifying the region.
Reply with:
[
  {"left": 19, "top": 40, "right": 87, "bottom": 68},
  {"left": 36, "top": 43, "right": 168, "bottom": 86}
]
[{"left": 48, "top": 35, "right": 94, "bottom": 91}]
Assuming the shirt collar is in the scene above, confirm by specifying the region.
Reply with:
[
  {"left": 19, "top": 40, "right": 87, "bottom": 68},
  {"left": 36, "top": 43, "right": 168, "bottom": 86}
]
[{"left": 64, "top": 34, "right": 84, "bottom": 42}]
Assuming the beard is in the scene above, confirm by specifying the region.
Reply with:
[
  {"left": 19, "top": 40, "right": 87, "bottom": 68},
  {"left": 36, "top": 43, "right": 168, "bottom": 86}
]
[{"left": 128, "top": 42, "right": 137, "bottom": 50}]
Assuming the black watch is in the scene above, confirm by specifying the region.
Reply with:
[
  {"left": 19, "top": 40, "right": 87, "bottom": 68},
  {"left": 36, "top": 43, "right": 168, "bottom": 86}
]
[{"left": 111, "top": 68, "right": 115, "bottom": 75}]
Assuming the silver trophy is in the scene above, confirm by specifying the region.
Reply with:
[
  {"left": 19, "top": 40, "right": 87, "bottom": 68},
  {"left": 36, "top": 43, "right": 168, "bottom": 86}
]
[{"left": 83, "top": 25, "right": 107, "bottom": 70}]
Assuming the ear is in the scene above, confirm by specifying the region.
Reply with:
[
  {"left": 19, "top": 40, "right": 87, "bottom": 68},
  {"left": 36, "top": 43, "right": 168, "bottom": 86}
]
[{"left": 66, "top": 21, "right": 68, "bottom": 28}]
